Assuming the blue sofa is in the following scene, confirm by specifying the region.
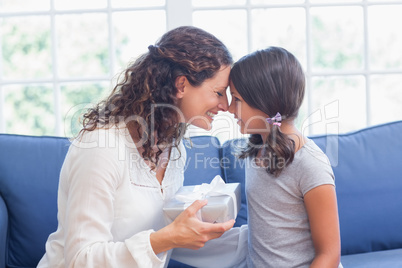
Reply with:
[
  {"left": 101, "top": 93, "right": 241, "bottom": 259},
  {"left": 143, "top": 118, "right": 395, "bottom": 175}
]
[{"left": 1, "top": 121, "right": 402, "bottom": 268}]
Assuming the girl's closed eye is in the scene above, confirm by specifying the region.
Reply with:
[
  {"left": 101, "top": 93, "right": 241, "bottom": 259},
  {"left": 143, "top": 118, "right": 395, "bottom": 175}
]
[{"left": 231, "top": 94, "right": 241, "bottom": 102}]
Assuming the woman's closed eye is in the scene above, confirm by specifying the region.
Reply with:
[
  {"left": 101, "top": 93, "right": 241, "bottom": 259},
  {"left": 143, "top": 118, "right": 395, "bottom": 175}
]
[{"left": 215, "top": 90, "right": 226, "bottom": 97}]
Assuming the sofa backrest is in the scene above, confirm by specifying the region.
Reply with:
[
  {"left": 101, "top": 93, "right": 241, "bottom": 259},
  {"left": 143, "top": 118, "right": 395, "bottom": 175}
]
[
  {"left": 221, "top": 139, "right": 247, "bottom": 227},
  {"left": 0, "top": 195, "right": 7, "bottom": 268},
  {"left": 182, "top": 136, "right": 224, "bottom": 186},
  {"left": 0, "top": 134, "right": 70, "bottom": 268},
  {"left": 312, "top": 120, "right": 402, "bottom": 255}
]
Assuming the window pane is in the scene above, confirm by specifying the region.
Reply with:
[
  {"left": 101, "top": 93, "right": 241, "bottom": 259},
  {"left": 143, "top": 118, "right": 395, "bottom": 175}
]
[
  {"left": 310, "top": 0, "right": 361, "bottom": 3},
  {"left": 192, "top": 0, "right": 246, "bottom": 7},
  {"left": 54, "top": 0, "right": 107, "bottom": 10},
  {"left": 61, "top": 82, "right": 109, "bottom": 137},
  {"left": 3, "top": 84, "right": 54, "bottom": 136},
  {"left": 1, "top": 16, "right": 51, "bottom": 80},
  {"left": 112, "top": 0, "right": 165, "bottom": 8},
  {"left": 56, "top": 13, "right": 109, "bottom": 78},
  {"left": 297, "top": 99, "right": 309, "bottom": 136},
  {"left": 370, "top": 74, "right": 402, "bottom": 126},
  {"left": 311, "top": 6, "right": 364, "bottom": 71},
  {"left": 309, "top": 76, "right": 366, "bottom": 135},
  {"left": 251, "top": 8, "right": 306, "bottom": 67},
  {"left": 113, "top": 11, "right": 166, "bottom": 70},
  {"left": 193, "top": 10, "right": 248, "bottom": 61},
  {"left": 0, "top": 0, "right": 50, "bottom": 12},
  {"left": 368, "top": 5, "right": 402, "bottom": 70},
  {"left": 251, "top": 0, "right": 305, "bottom": 4}
]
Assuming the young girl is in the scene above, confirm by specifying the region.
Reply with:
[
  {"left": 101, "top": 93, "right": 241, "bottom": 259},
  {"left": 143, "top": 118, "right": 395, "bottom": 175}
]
[{"left": 228, "top": 47, "right": 342, "bottom": 268}]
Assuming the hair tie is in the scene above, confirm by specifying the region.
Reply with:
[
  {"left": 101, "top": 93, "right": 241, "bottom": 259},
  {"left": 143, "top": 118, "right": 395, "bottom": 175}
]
[
  {"left": 148, "top": 44, "right": 158, "bottom": 51},
  {"left": 148, "top": 45, "right": 162, "bottom": 60},
  {"left": 266, "top": 112, "right": 282, "bottom": 126}
]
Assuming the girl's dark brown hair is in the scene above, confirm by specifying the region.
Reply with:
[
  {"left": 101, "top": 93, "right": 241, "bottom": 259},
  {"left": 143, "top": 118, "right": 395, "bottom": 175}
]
[
  {"left": 80, "top": 26, "right": 232, "bottom": 166},
  {"left": 230, "top": 47, "right": 305, "bottom": 177}
]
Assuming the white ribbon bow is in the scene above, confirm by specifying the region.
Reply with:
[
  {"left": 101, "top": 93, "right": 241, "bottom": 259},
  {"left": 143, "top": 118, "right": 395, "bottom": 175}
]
[{"left": 175, "top": 175, "right": 238, "bottom": 220}]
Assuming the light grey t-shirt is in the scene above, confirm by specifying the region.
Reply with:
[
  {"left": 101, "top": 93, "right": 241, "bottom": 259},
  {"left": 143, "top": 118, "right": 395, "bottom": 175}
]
[{"left": 245, "top": 139, "right": 341, "bottom": 268}]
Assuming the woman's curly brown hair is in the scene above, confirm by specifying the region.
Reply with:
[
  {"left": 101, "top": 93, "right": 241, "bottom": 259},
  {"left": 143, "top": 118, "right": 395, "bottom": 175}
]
[{"left": 80, "top": 26, "right": 232, "bottom": 167}]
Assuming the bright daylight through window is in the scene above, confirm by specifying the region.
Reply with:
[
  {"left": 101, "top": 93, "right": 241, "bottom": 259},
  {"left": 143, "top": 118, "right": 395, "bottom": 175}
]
[{"left": 0, "top": 0, "right": 401, "bottom": 142}]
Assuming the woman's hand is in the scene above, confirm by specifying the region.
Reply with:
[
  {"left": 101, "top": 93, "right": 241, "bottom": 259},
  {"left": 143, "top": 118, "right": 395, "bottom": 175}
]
[{"left": 150, "top": 199, "right": 235, "bottom": 255}]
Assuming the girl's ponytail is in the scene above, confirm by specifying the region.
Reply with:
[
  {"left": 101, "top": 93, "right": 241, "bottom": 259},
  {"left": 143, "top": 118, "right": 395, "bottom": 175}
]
[
  {"left": 239, "top": 118, "right": 296, "bottom": 177},
  {"left": 263, "top": 125, "right": 295, "bottom": 177}
]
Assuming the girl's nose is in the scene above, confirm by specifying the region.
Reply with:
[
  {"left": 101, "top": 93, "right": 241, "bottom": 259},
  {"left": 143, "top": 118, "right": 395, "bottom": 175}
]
[{"left": 227, "top": 99, "right": 235, "bottom": 114}]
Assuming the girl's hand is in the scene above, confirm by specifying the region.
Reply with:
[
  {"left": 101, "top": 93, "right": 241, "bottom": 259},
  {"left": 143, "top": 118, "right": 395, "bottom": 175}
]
[{"left": 150, "top": 199, "right": 235, "bottom": 254}]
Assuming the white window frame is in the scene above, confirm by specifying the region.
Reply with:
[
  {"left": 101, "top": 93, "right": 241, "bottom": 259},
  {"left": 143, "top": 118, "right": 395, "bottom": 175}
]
[
  {"left": 1, "top": 0, "right": 402, "bottom": 137},
  {"left": 186, "top": 0, "right": 402, "bottom": 136}
]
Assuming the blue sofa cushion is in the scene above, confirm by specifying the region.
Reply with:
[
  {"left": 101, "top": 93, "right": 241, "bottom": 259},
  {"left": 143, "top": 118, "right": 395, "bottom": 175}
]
[
  {"left": 311, "top": 121, "right": 402, "bottom": 255},
  {"left": 221, "top": 138, "right": 247, "bottom": 227},
  {"left": 0, "top": 196, "right": 7, "bottom": 268},
  {"left": 341, "top": 248, "right": 402, "bottom": 268},
  {"left": 183, "top": 136, "right": 223, "bottom": 186},
  {"left": 0, "top": 134, "right": 70, "bottom": 268}
]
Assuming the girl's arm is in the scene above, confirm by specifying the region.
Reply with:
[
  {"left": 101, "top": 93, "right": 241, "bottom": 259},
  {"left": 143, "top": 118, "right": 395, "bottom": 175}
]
[{"left": 304, "top": 184, "right": 341, "bottom": 268}]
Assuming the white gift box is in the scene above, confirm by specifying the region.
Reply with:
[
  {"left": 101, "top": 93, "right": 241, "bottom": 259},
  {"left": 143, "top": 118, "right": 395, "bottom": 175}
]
[{"left": 163, "top": 176, "right": 241, "bottom": 223}]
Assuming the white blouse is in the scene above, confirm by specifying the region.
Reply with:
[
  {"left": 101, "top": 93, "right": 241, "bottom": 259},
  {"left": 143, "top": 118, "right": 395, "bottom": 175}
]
[{"left": 37, "top": 125, "right": 247, "bottom": 268}]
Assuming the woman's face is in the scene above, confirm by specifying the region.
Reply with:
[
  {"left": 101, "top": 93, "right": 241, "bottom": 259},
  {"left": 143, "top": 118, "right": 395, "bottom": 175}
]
[
  {"left": 176, "top": 66, "right": 230, "bottom": 130},
  {"left": 228, "top": 81, "right": 268, "bottom": 135}
]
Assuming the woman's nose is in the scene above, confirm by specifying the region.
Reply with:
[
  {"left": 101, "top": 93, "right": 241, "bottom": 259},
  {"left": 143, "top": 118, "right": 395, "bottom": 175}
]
[{"left": 218, "top": 97, "right": 229, "bottom": 112}]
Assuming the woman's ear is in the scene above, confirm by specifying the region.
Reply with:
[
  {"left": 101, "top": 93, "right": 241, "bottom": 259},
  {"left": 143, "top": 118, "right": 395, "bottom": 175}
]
[{"left": 175, "top": 76, "right": 186, "bottom": 99}]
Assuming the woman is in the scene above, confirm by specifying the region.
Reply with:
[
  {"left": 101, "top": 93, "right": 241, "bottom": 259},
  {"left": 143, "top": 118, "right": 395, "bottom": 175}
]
[{"left": 38, "top": 26, "right": 247, "bottom": 268}]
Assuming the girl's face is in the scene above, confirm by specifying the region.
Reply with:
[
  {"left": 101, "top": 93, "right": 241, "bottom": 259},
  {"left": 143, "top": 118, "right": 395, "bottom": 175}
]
[
  {"left": 176, "top": 66, "right": 230, "bottom": 130},
  {"left": 228, "top": 81, "right": 269, "bottom": 135}
]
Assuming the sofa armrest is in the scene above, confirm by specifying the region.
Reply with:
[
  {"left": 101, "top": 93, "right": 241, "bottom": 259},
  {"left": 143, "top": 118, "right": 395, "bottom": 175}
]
[{"left": 0, "top": 195, "right": 8, "bottom": 268}]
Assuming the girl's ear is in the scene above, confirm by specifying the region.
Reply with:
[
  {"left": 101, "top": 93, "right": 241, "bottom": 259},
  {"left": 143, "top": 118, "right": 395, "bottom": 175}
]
[{"left": 175, "top": 76, "right": 186, "bottom": 99}]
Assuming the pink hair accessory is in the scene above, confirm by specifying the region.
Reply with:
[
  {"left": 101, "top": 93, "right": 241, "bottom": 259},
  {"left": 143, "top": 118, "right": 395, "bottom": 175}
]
[{"left": 266, "top": 112, "right": 282, "bottom": 126}]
